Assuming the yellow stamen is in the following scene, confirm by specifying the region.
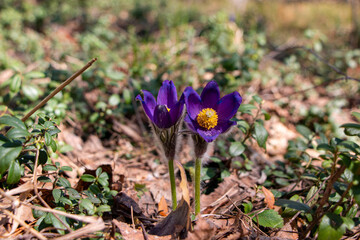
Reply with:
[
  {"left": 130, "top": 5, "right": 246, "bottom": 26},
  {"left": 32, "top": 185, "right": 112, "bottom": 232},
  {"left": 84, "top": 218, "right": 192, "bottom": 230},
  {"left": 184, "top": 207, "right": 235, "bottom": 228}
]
[
  {"left": 197, "top": 108, "right": 218, "bottom": 130},
  {"left": 166, "top": 107, "right": 170, "bottom": 112}
]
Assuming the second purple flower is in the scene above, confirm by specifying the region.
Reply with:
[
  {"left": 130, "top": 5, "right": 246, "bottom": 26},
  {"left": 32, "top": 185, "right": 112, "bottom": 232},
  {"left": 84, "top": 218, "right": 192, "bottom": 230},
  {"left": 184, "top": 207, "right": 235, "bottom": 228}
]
[{"left": 183, "top": 81, "right": 242, "bottom": 142}]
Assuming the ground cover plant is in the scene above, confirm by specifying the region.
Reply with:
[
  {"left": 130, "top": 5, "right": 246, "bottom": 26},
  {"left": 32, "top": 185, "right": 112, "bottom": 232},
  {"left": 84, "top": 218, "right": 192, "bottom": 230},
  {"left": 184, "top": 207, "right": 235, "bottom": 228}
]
[{"left": 0, "top": 0, "right": 359, "bottom": 239}]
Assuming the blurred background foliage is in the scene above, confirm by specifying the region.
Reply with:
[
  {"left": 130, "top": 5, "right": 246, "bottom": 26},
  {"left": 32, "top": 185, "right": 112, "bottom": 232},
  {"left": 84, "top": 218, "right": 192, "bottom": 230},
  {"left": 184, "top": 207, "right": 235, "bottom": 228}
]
[{"left": 0, "top": 0, "right": 358, "bottom": 140}]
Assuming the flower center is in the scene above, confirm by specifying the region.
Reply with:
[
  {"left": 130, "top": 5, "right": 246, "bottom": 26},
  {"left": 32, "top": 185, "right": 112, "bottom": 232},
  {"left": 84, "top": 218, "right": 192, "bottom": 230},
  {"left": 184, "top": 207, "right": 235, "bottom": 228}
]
[{"left": 197, "top": 108, "right": 218, "bottom": 130}]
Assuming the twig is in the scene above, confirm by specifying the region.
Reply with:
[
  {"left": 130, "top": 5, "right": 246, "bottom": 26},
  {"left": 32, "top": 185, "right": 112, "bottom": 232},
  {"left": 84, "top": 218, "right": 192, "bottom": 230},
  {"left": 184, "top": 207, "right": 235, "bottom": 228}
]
[
  {"left": 22, "top": 58, "right": 97, "bottom": 122},
  {"left": 33, "top": 148, "right": 73, "bottom": 233},
  {"left": 1, "top": 209, "right": 47, "bottom": 240},
  {"left": 140, "top": 222, "right": 149, "bottom": 240},
  {"left": 301, "top": 164, "right": 347, "bottom": 238}
]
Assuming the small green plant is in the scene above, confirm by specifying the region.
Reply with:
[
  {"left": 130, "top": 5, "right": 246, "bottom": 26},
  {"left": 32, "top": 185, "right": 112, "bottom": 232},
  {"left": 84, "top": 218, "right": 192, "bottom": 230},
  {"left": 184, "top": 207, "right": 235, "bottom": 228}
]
[{"left": 0, "top": 114, "right": 60, "bottom": 186}]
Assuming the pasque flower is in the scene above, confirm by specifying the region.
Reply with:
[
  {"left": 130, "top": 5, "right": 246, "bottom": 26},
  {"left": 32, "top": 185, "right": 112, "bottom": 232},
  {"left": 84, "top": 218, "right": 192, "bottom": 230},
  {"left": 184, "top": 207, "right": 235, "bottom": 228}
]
[
  {"left": 136, "top": 80, "right": 184, "bottom": 210},
  {"left": 184, "top": 80, "right": 242, "bottom": 215},
  {"left": 183, "top": 80, "right": 242, "bottom": 143},
  {"left": 136, "top": 80, "right": 184, "bottom": 129}
]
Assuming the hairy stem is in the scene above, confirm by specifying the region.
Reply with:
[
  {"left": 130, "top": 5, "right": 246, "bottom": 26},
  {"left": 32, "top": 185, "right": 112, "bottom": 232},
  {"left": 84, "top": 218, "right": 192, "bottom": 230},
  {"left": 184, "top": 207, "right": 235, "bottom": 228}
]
[
  {"left": 195, "top": 157, "right": 201, "bottom": 215},
  {"left": 168, "top": 159, "right": 177, "bottom": 210}
]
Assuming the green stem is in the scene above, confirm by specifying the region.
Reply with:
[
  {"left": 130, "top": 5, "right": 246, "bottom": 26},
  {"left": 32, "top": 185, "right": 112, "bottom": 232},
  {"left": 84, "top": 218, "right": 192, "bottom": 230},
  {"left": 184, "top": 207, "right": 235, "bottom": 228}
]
[
  {"left": 195, "top": 157, "right": 201, "bottom": 215},
  {"left": 168, "top": 159, "right": 177, "bottom": 210}
]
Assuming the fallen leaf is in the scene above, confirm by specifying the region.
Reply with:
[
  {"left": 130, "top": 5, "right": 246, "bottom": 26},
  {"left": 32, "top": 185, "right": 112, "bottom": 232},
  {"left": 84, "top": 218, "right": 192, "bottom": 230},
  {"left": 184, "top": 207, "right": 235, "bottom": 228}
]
[
  {"left": 262, "top": 186, "right": 275, "bottom": 209},
  {"left": 149, "top": 161, "right": 191, "bottom": 239},
  {"left": 148, "top": 198, "right": 190, "bottom": 239},
  {"left": 175, "top": 161, "right": 189, "bottom": 205},
  {"left": 112, "top": 192, "right": 153, "bottom": 227},
  {"left": 158, "top": 196, "right": 168, "bottom": 217}
]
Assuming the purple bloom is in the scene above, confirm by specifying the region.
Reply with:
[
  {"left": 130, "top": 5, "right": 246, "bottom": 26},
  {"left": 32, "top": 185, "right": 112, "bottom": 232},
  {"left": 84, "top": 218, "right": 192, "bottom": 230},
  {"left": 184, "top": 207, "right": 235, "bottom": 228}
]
[
  {"left": 184, "top": 81, "right": 242, "bottom": 142},
  {"left": 136, "top": 80, "right": 184, "bottom": 129}
]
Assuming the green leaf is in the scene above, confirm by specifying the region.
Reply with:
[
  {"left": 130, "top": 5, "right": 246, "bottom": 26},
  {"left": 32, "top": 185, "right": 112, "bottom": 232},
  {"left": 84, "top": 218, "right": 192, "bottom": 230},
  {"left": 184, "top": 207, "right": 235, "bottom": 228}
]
[
  {"left": 38, "top": 149, "right": 48, "bottom": 165},
  {"left": 32, "top": 204, "right": 46, "bottom": 218},
  {"left": 7, "top": 160, "right": 21, "bottom": 184},
  {"left": 352, "top": 184, "right": 360, "bottom": 205},
  {"left": 0, "top": 144, "right": 22, "bottom": 174},
  {"left": 275, "top": 199, "right": 312, "bottom": 213},
  {"left": 49, "top": 138, "right": 57, "bottom": 152},
  {"left": 47, "top": 127, "right": 61, "bottom": 136},
  {"left": 306, "top": 186, "right": 318, "bottom": 206},
  {"left": 89, "top": 184, "right": 102, "bottom": 195},
  {"left": 0, "top": 115, "right": 26, "bottom": 130},
  {"left": 252, "top": 95, "right": 262, "bottom": 104},
  {"left": 338, "top": 141, "right": 360, "bottom": 155},
  {"left": 229, "top": 142, "right": 245, "bottom": 157},
  {"left": 25, "top": 71, "right": 45, "bottom": 79},
  {"left": 242, "top": 202, "right": 253, "bottom": 214},
  {"left": 98, "top": 172, "right": 109, "bottom": 187},
  {"left": 38, "top": 176, "right": 51, "bottom": 183},
  {"left": 109, "top": 94, "right": 121, "bottom": 106},
  {"left": 80, "top": 199, "right": 95, "bottom": 215},
  {"left": 81, "top": 174, "right": 96, "bottom": 182},
  {"left": 49, "top": 212, "right": 69, "bottom": 234},
  {"left": 96, "top": 204, "right": 111, "bottom": 213},
  {"left": 318, "top": 213, "right": 354, "bottom": 240},
  {"left": 340, "top": 123, "right": 360, "bottom": 137},
  {"left": 317, "top": 143, "right": 335, "bottom": 152},
  {"left": 123, "top": 88, "right": 132, "bottom": 104},
  {"left": 43, "top": 165, "right": 57, "bottom": 172},
  {"left": 59, "top": 197, "right": 72, "bottom": 206},
  {"left": 252, "top": 209, "right": 283, "bottom": 228},
  {"left": 60, "top": 166, "right": 72, "bottom": 172},
  {"left": 96, "top": 167, "right": 102, "bottom": 177},
  {"left": 66, "top": 188, "right": 81, "bottom": 199},
  {"left": 52, "top": 189, "right": 62, "bottom": 203},
  {"left": 239, "top": 104, "right": 257, "bottom": 114},
  {"left": 84, "top": 190, "right": 101, "bottom": 204},
  {"left": 52, "top": 188, "right": 62, "bottom": 203},
  {"left": 237, "top": 120, "right": 250, "bottom": 134},
  {"left": 261, "top": 109, "right": 271, "bottom": 120},
  {"left": 10, "top": 74, "right": 21, "bottom": 93},
  {"left": 57, "top": 177, "right": 71, "bottom": 188},
  {"left": 6, "top": 128, "right": 30, "bottom": 139},
  {"left": 296, "top": 125, "right": 313, "bottom": 140},
  {"left": 43, "top": 121, "right": 53, "bottom": 129},
  {"left": 22, "top": 85, "right": 41, "bottom": 101},
  {"left": 254, "top": 121, "right": 268, "bottom": 149},
  {"left": 44, "top": 132, "right": 51, "bottom": 146}
]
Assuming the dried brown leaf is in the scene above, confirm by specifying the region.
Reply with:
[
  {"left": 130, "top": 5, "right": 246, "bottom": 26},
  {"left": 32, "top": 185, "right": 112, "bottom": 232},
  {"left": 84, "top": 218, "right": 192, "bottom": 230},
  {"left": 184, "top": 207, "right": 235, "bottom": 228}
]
[
  {"left": 158, "top": 196, "right": 168, "bottom": 217},
  {"left": 262, "top": 186, "right": 275, "bottom": 209}
]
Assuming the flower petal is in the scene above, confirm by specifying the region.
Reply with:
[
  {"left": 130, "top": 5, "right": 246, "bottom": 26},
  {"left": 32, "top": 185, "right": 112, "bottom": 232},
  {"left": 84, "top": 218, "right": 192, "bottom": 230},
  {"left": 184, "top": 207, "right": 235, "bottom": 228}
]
[
  {"left": 197, "top": 128, "right": 221, "bottom": 142},
  {"left": 200, "top": 81, "right": 220, "bottom": 109},
  {"left": 136, "top": 90, "right": 156, "bottom": 121},
  {"left": 215, "top": 120, "right": 237, "bottom": 133},
  {"left": 157, "top": 80, "right": 178, "bottom": 108},
  {"left": 153, "top": 105, "right": 172, "bottom": 129},
  {"left": 169, "top": 94, "right": 185, "bottom": 125},
  {"left": 217, "top": 92, "right": 242, "bottom": 122},
  {"left": 184, "top": 115, "right": 197, "bottom": 132},
  {"left": 184, "top": 86, "right": 202, "bottom": 120}
]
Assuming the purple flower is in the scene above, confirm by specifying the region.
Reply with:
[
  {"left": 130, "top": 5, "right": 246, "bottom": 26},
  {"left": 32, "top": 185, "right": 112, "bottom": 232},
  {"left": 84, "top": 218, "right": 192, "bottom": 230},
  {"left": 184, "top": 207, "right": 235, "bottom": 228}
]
[
  {"left": 136, "top": 80, "right": 184, "bottom": 129},
  {"left": 184, "top": 81, "right": 242, "bottom": 142}
]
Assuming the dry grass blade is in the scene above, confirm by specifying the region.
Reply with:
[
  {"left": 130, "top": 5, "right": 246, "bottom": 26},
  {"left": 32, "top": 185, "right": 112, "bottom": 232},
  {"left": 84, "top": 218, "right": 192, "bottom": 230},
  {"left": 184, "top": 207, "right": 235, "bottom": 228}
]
[
  {"left": 23, "top": 203, "right": 99, "bottom": 223},
  {"left": 52, "top": 218, "right": 105, "bottom": 240},
  {"left": 1, "top": 209, "right": 47, "bottom": 240}
]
